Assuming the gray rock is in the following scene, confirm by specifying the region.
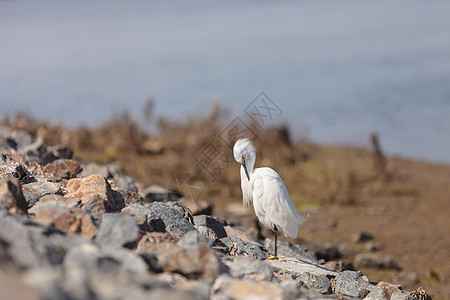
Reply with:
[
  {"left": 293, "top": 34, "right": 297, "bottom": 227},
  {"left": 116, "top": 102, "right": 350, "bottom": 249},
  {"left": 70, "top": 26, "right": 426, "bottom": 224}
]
[
  {"left": 220, "top": 236, "right": 269, "bottom": 260},
  {"left": 156, "top": 244, "right": 227, "bottom": 284},
  {"left": 194, "top": 215, "right": 227, "bottom": 239},
  {"left": 62, "top": 243, "right": 150, "bottom": 299},
  {"left": 365, "top": 282, "right": 414, "bottom": 300},
  {"left": 0, "top": 208, "right": 66, "bottom": 269},
  {"left": 141, "top": 184, "right": 182, "bottom": 203},
  {"left": 0, "top": 137, "right": 18, "bottom": 150},
  {"left": 264, "top": 239, "right": 319, "bottom": 264},
  {"left": 113, "top": 175, "right": 138, "bottom": 193},
  {"left": 355, "top": 253, "right": 398, "bottom": 269},
  {"left": 64, "top": 243, "right": 148, "bottom": 275},
  {"left": 177, "top": 230, "right": 214, "bottom": 249},
  {"left": 266, "top": 258, "right": 337, "bottom": 279},
  {"left": 168, "top": 201, "right": 194, "bottom": 224},
  {"left": 0, "top": 127, "right": 33, "bottom": 150},
  {"left": 309, "top": 240, "right": 341, "bottom": 261},
  {"left": 147, "top": 202, "right": 196, "bottom": 235},
  {"left": 22, "top": 180, "right": 61, "bottom": 207},
  {"left": 297, "top": 272, "right": 331, "bottom": 294},
  {"left": 352, "top": 232, "right": 374, "bottom": 243},
  {"left": 79, "top": 162, "right": 110, "bottom": 178},
  {"left": 42, "top": 145, "right": 73, "bottom": 165},
  {"left": 227, "top": 256, "right": 273, "bottom": 281},
  {"left": 95, "top": 213, "right": 140, "bottom": 249},
  {"left": 122, "top": 202, "right": 197, "bottom": 236},
  {"left": 322, "top": 260, "right": 355, "bottom": 272},
  {"left": 21, "top": 137, "right": 46, "bottom": 157},
  {"left": 333, "top": 270, "right": 375, "bottom": 298}
]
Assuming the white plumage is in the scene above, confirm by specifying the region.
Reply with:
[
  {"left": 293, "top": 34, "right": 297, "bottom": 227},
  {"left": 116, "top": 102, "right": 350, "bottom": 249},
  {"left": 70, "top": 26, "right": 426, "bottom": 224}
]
[{"left": 233, "top": 138, "right": 308, "bottom": 259}]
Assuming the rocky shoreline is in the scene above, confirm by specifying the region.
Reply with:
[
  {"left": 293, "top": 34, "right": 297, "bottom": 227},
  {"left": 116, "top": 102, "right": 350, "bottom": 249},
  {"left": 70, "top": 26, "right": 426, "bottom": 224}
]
[{"left": 0, "top": 126, "right": 430, "bottom": 300}]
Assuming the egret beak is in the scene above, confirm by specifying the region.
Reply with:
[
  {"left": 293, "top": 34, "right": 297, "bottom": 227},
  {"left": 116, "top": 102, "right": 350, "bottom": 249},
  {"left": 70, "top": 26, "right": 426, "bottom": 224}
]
[{"left": 242, "top": 157, "right": 250, "bottom": 181}]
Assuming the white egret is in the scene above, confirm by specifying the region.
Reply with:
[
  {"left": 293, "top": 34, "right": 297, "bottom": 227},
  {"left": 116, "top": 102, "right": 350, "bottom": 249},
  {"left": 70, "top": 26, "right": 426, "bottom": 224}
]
[{"left": 233, "top": 138, "right": 308, "bottom": 261}]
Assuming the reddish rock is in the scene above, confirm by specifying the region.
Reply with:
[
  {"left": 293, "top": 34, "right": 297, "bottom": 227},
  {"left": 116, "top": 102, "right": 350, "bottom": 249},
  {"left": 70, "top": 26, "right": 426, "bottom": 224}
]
[
  {"left": 32, "top": 206, "right": 97, "bottom": 237},
  {"left": 52, "top": 211, "right": 80, "bottom": 234},
  {"left": 0, "top": 177, "right": 28, "bottom": 215},
  {"left": 71, "top": 208, "right": 98, "bottom": 238},
  {"left": 43, "top": 159, "right": 81, "bottom": 179},
  {"left": 65, "top": 175, "right": 124, "bottom": 213}
]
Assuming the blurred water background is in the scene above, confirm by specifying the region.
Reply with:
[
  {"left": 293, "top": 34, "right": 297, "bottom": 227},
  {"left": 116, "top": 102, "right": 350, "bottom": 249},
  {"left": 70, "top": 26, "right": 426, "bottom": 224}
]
[{"left": 1, "top": 0, "right": 450, "bottom": 163}]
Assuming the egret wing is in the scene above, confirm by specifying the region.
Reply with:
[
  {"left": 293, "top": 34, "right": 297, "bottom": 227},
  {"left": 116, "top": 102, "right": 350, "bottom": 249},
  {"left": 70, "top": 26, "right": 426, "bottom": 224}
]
[{"left": 252, "top": 167, "right": 308, "bottom": 238}]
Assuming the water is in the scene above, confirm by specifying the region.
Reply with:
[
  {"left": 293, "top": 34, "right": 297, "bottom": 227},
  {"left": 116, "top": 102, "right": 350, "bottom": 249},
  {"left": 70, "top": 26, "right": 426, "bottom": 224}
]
[{"left": 1, "top": 0, "right": 450, "bottom": 163}]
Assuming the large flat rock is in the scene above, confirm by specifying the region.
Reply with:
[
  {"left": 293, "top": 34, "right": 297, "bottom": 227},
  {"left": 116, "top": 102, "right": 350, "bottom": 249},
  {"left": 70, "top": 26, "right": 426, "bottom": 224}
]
[{"left": 265, "top": 257, "right": 337, "bottom": 278}]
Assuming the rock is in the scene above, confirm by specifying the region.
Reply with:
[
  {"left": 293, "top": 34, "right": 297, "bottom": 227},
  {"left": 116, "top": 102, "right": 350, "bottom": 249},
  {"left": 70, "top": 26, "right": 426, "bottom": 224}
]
[
  {"left": 141, "top": 184, "right": 182, "bottom": 203},
  {"left": 0, "top": 177, "right": 28, "bottom": 214},
  {"left": 147, "top": 288, "right": 207, "bottom": 300},
  {"left": 332, "top": 270, "right": 374, "bottom": 298},
  {"left": 308, "top": 240, "right": 341, "bottom": 261},
  {"left": 0, "top": 127, "right": 33, "bottom": 150},
  {"left": 264, "top": 239, "right": 319, "bottom": 264},
  {"left": 177, "top": 230, "right": 214, "bottom": 249},
  {"left": 179, "top": 198, "right": 213, "bottom": 216},
  {"left": 220, "top": 236, "right": 269, "bottom": 260},
  {"left": 296, "top": 272, "right": 331, "bottom": 294},
  {"left": 121, "top": 204, "right": 149, "bottom": 230},
  {"left": 22, "top": 180, "right": 61, "bottom": 207},
  {"left": 42, "top": 145, "right": 73, "bottom": 165},
  {"left": 118, "top": 189, "right": 142, "bottom": 205},
  {"left": 224, "top": 225, "right": 261, "bottom": 244},
  {"left": 95, "top": 213, "right": 139, "bottom": 249},
  {"left": 81, "top": 195, "right": 107, "bottom": 220},
  {"left": 194, "top": 215, "right": 227, "bottom": 239},
  {"left": 0, "top": 137, "right": 18, "bottom": 150},
  {"left": 154, "top": 244, "right": 226, "bottom": 284},
  {"left": 354, "top": 253, "right": 398, "bottom": 269},
  {"left": 174, "top": 280, "right": 211, "bottom": 300},
  {"left": 365, "top": 240, "right": 383, "bottom": 251},
  {"left": 322, "top": 261, "right": 355, "bottom": 272},
  {"left": 136, "top": 232, "right": 181, "bottom": 254},
  {"left": 43, "top": 159, "right": 81, "bottom": 180},
  {"left": 266, "top": 257, "right": 337, "bottom": 279},
  {"left": 352, "top": 232, "right": 374, "bottom": 243},
  {"left": 0, "top": 270, "right": 42, "bottom": 300},
  {"left": 123, "top": 202, "right": 197, "bottom": 236},
  {"left": 212, "top": 275, "right": 303, "bottom": 300},
  {"left": 168, "top": 201, "right": 195, "bottom": 224},
  {"left": 28, "top": 195, "right": 80, "bottom": 215},
  {"left": 65, "top": 175, "right": 124, "bottom": 213},
  {"left": 226, "top": 256, "right": 273, "bottom": 281},
  {"left": 20, "top": 137, "right": 46, "bottom": 158},
  {"left": 0, "top": 208, "right": 66, "bottom": 269},
  {"left": 112, "top": 175, "right": 138, "bottom": 193},
  {"left": 64, "top": 243, "right": 148, "bottom": 275},
  {"left": 79, "top": 162, "right": 110, "bottom": 178},
  {"left": 31, "top": 205, "right": 98, "bottom": 238},
  {"left": 365, "top": 282, "right": 414, "bottom": 300}
]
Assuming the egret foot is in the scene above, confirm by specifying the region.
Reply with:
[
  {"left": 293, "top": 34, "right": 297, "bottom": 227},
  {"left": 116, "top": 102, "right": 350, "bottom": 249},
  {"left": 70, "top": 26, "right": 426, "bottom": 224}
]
[{"left": 265, "top": 255, "right": 285, "bottom": 262}]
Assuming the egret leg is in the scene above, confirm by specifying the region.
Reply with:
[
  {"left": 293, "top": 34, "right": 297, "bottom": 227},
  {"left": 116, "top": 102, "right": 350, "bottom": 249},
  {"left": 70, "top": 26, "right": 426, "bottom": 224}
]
[{"left": 265, "top": 229, "right": 285, "bottom": 262}]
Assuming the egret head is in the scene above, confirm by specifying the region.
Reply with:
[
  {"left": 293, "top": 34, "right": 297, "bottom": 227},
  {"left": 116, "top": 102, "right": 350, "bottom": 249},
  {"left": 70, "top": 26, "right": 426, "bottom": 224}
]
[{"left": 233, "top": 138, "right": 256, "bottom": 181}]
